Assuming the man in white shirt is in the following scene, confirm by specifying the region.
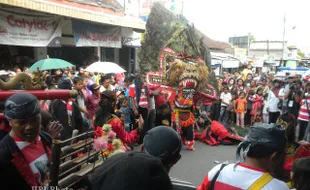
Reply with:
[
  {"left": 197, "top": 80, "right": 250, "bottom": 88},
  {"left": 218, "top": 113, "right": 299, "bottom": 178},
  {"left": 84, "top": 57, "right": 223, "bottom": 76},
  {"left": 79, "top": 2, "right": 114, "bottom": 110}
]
[
  {"left": 198, "top": 123, "right": 289, "bottom": 190},
  {"left": 267, "top": 79, "right": 281, "bottom": 123},
  {"left": 219, "top": 86, "right": 232, "bottom": 123}
]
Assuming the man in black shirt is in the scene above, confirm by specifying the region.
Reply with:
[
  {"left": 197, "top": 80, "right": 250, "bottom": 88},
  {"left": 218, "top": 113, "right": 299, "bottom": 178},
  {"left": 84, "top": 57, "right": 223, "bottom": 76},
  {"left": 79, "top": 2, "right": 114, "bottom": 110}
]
[{"left": 286, "top": 80, "right": 302, "bottom": 119}]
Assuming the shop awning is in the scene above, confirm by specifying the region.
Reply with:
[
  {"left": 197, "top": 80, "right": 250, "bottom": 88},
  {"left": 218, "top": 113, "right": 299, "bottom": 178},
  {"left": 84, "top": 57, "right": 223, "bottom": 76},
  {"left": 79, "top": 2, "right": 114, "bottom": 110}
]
[
  {"left": 222, "top": 60, "right": 239, "bottom": 68},
  {"left": 0, "top": 0, "right": 145, "bottom": 30}
]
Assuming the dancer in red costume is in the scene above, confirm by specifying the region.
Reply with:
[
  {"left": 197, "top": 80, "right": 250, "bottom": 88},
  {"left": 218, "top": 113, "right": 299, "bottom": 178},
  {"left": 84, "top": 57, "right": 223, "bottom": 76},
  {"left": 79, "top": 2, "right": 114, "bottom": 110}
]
[
  {"left": 94, "top": 90, "right": 142, "bottom": 146},
  {"left": 146, "top": 48, "right": 217, "bottom": 151}
]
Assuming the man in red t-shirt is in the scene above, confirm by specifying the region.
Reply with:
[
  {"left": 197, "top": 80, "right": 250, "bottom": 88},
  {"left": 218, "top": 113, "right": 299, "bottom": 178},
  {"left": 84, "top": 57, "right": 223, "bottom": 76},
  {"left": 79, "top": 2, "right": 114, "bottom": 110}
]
[{"left": 0, "top": 93, "right": 61, "bottom": 189}]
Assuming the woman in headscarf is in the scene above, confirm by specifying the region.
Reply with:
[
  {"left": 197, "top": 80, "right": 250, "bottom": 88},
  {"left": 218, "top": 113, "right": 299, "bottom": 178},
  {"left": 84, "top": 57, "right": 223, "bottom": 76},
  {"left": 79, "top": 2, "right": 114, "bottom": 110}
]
[{"left": 94, "top": 90, "right": 142, "bottom": 145}]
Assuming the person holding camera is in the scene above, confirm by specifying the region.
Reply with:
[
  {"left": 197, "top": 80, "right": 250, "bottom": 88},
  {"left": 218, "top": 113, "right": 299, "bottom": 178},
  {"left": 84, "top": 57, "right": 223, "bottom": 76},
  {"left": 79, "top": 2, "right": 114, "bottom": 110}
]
[
  {"left": 285, "top": 81, "right": 302, "bottom": 119},
  {"left": 281, "top": 75, "right": 297, "bottom": 113}
]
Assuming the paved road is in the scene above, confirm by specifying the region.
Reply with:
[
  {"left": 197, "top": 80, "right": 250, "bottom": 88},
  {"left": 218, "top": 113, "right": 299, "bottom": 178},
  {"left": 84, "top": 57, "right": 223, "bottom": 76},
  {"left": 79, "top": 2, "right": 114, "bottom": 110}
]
[{"left": 170, "top": 141, "right": 237, "bottom": 186}]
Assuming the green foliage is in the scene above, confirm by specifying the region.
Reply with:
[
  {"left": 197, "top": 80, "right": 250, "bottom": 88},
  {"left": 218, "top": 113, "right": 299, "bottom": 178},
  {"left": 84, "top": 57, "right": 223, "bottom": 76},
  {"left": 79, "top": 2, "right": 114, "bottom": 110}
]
[
  {"left": 138, "top": 3, "right": 218, "bottom": 91},
  {"left": 298, "top": 49, "right": 305, "bottom": 58},
  {"left": 249, "top": 34, "right": 255, "bottom": 43}
]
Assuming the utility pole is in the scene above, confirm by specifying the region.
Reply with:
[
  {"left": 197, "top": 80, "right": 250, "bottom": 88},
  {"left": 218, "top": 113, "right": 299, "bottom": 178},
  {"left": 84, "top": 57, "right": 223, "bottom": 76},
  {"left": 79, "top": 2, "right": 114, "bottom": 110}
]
[
  {"left": 247, "top": 33, "right": 251, "bottom": 56},
  {"left": 267, "top": 39, "right": 270, "bottom": 57},
  {"left": 181, "top": 0, "right": 184, "bottom": 16},
  {"left": 282, "top": 14, "right": 286, "bottom": 60}
]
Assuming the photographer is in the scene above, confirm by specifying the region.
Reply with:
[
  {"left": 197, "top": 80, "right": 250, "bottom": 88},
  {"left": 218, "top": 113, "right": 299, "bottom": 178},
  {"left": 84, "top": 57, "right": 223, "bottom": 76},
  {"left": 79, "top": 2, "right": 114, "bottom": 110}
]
[
  {"left": 282, "top": 75, "right": 297, "bottom": 113},
  {"left": 286, "top": 81, "right": 302, "bottom": 118}
]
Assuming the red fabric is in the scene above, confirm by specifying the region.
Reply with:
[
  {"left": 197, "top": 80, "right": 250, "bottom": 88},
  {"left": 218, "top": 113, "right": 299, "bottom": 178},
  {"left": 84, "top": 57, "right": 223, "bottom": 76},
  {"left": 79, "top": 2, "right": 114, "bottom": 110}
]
[
  {"left": 197, "top": 175, "right": 209, "bottom": 190},
  {"left": 11, "top": 152, "right": 38, "bottom": 187},
  {"left": 250, "top": 94, "right": 263, "bottom": 115},
  {"left": 0, "top": 122, "right": 11, "bottom": 133},
  {"left": 194, "top": 132, "right": 201, "bottom": 139},
  {"left": 94, "top": 127, "right": 104, "bottom": 139},
  {"left": 210, "top": 121, "right": 230, "bottom": 141},
  {"left": 129, "top": 85, "right": 149, "bottom": 108},
  {"left": 155, "top": 93, "right": 167, "bottom": 107},
  {"left": 283, "top": 144, "right": 310, "bottom": 174},
  {"left": 197, "top": 174, "right": 243, "bottom": 190},
  {"left": 200, "top": 121, "right": 242, "bottom": 146},
  {"left": 11, "top": 136, "right": 52, "bottom": 187},
  {"left": 107, "top": 117, "right": 140, "bottom": 144},
  {"left": 129, "top": 85, "right": 135, "bottom": 98},
  {"left": 200, "top": 127, "right": 220, "bottom": 146}
]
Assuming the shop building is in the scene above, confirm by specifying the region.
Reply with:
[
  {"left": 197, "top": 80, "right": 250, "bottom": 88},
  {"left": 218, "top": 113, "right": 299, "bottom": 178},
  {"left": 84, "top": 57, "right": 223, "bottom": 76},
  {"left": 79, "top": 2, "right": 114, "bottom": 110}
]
[{"left": 0, "top": 0, "right": 145, "bottom": 74}]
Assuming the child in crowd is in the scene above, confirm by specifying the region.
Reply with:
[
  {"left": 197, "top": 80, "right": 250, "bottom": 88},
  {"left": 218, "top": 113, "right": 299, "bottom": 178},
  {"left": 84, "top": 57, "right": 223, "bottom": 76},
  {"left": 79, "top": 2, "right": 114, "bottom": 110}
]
[
  {"left": 118, "top": 98, "right": 131, "bottom": 132},
  {"left": 262, "top": 93, "right": 269, "bottom": 123},
  {"left": 235, "top": 92, "right": 247, "bottom": 128},
  {"left": 219, "top": 86, "right": 232, "bottom": 123},
  {"left": 245, "top": 90, "right": 254, "bottom": 126},
  {"left": 251, "top": 87, "right": 264, "bottom": 124},
  {"left": 73, "top": 76, "right": 88, "bottom": 117},
  {"left": 115, "top": 111, "right": 125, "bottom": 126},
  {"left": 228, "top": 93, "right": 237, "bottom": 124}
]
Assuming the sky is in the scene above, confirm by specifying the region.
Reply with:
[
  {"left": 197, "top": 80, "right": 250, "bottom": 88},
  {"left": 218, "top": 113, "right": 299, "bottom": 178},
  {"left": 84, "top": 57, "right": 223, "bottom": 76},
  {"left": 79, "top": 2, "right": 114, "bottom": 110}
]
[{"left": 182, "top": 0, "right": 310, "bottom": 53}]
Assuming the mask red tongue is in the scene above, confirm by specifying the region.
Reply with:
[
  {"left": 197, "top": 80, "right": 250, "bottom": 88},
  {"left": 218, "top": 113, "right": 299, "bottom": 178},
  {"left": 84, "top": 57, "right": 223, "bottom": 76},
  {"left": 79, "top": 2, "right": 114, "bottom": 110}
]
[{"left": 187, "top": 81, "right": 195, "bottom": 87}]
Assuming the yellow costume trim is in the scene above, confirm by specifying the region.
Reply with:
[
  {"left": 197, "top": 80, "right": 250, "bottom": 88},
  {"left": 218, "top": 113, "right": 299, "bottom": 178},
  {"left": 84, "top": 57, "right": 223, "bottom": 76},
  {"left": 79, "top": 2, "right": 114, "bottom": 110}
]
[{"left": 248, "top": 173, "right": 273, "bottom": 190}]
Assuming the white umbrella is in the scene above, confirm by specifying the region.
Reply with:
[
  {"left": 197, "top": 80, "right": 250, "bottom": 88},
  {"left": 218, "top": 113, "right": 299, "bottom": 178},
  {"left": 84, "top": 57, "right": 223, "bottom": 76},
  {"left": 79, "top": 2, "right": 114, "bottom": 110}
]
[
  {"left": 0, "top": 70, "right": 8, "bottom": 75},
  {"left": 85, "top": 62, "right": 126, "bottom": 74}
]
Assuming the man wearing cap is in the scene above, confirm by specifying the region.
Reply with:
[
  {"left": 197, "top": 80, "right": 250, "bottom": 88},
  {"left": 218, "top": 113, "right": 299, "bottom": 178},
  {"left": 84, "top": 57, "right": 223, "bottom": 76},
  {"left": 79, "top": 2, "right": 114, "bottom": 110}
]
[
  {"left": 198, "top": 123, "right": 289, "bottom": 190},
  {"left": 0, "top": 93, "right": 56, "bottom": 190},
  {"left": 142, "top": 126, "right": 196, "bottom": 190},
  {"left": 89, "top": 152, "right": 173, "bottom": 190}
]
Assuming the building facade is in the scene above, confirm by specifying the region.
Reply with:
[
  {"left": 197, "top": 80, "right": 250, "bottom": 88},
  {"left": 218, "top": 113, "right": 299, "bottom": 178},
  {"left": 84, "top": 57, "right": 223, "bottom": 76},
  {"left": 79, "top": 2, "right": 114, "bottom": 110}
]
[{"left": 0, "top": 0, "right": 145, "bottom": 74}]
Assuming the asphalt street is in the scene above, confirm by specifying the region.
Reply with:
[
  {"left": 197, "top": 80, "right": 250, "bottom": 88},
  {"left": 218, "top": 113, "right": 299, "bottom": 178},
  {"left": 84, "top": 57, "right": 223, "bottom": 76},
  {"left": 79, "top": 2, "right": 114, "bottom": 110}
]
[{"left": 170, "top": 141, "right": 237, "bottom": 186}]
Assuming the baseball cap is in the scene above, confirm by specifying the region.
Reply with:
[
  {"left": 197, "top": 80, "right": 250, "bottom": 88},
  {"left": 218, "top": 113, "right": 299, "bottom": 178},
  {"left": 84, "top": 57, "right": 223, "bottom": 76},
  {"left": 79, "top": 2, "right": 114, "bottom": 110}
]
[
  {"left": 90, "top": 152, "right": 173, "bottom": 190},
  {"left": 143, "top": 126, "right": 182, "bottom": 165}
]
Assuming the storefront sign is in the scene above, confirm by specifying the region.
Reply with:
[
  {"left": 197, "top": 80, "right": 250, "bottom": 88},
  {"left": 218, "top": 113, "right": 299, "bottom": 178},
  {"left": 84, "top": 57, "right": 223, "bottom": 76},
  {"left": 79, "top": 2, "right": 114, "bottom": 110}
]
[
  {"left": 72, "top": 19, "right": 122, "bottom": 48},
  {"left": 0, "top": 9, "right": 61, "bottom": 47},
  {"left": 122, "top": 32, "right": 141, "bottom": 47}
]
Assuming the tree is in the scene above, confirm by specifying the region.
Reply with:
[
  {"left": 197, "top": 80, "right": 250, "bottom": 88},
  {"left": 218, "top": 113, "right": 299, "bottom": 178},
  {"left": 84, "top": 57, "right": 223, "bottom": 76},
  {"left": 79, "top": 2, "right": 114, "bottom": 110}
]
[
  {"left": 138, "top": 3, "right": 218, "bottom": 92},
  {"left": 249, "top": 34, "right": 255, "bottom": 43},
  {"left": 298, "top": 49, "right": 305, "bottom": 58}
]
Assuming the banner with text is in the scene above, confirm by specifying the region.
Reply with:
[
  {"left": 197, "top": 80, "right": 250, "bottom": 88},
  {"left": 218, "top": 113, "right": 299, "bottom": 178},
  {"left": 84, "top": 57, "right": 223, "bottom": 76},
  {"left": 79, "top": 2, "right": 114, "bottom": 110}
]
[
  {"left": 0, "top": 9, "right": 61, "bottom": 47},
  {"left": 123, "top": 32, "right": 141, "bottom": 47},
  {"left": 72, "top": 19, "right": 122, "bottom": 48}
]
